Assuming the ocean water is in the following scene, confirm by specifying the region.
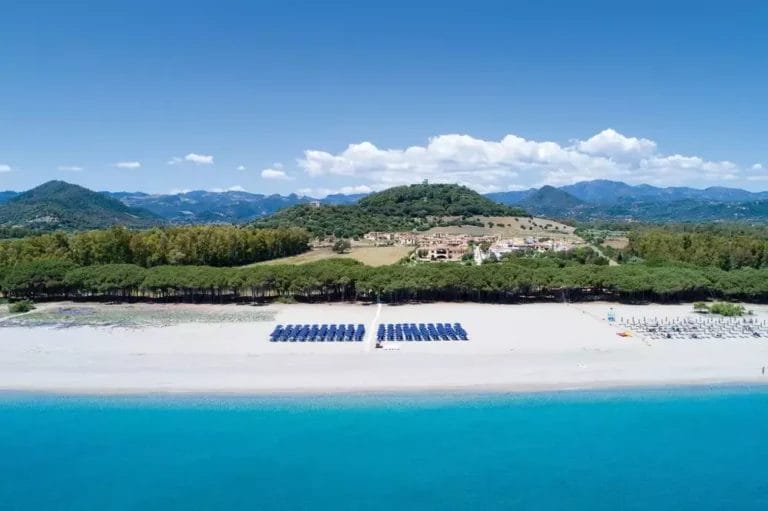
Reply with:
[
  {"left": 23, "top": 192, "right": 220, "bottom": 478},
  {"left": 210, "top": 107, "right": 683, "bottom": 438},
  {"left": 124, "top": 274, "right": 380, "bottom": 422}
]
[{"left": 1, "top": 388, "right": 767, "bottom": 510}]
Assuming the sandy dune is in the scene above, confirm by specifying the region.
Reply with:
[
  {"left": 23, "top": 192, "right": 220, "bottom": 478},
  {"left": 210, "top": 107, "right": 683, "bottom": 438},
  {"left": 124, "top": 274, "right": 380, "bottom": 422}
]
[{"left": 2, "top": 302, "right": 768, "bottom": 394}]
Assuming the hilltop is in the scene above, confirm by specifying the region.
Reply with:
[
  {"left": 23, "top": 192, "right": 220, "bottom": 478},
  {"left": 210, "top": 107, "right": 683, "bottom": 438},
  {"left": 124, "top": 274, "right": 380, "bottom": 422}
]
[
  {"left": 0, "top": 181, "right": 161, "bottom": 230},
  {"left": 253, "top": 183, "right": 527, "bottom": 237},
  {"left": 357, "top": 183, "right": 516, "bottom": 217},
  {"left": 517, "top": 186, "right": 586, "bottom": 217}
]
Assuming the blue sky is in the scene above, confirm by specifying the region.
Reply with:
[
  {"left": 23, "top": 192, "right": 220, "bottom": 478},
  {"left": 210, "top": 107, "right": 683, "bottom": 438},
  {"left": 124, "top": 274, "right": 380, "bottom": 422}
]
[{"left": 1, "top": 0, "right": 766, "bottom": 195}]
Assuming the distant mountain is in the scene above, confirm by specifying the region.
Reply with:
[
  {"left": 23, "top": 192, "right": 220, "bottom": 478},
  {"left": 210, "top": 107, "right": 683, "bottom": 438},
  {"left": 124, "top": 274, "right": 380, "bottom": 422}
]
[
  {"left": 322, "top": 193, "right": 368, "bottom": 205},
  {"left": 557, "top": 180, "right": 768, "bottom": 205},
  {"left": 485, "top": 189, "right": 536, "bottom": 204},
  {"left": 0, "top": 181, "right": 161, "bottom": 230},
  {"left": 0, "top": 191, "right": 18, "bottom": 204},
  {"left": 517, "top": 186, "right": 586, "bottom": 217},
  {"left": 486, "top": 179, "right": 768, "bottom": 222},
  {"left": 109, "top": 190, "right": 312, "bottom": 223}
]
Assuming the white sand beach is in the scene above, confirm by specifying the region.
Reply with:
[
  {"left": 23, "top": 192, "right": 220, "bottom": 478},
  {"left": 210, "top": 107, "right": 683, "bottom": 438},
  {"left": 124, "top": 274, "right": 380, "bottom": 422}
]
[{"left": 2, "top": 301, "right": 768, "bottom": 394}]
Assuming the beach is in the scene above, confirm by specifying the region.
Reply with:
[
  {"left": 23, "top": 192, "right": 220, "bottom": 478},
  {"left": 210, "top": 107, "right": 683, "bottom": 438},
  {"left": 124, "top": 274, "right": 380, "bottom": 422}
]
[{"left": 2, "top": 302, "right": 768, "bottom": 394}]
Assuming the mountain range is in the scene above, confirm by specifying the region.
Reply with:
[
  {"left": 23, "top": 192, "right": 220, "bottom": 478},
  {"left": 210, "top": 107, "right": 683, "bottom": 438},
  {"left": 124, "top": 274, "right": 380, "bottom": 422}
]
[
  {"left": 0, "top": 181, "right": 160, "bottom": 230},
  {"left": 486, "top": 180, "right": 768, "bottom": 221},
  {"left": 3, "top": 179, "right": 768, "bottom": 229}
]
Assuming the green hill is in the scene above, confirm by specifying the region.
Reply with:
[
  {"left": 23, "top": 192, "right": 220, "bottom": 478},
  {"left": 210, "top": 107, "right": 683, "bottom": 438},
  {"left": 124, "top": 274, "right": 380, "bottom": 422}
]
[
  {"left": 358, "top": 183, "right": 519, "bottom": 217},
  {"left": 253, "top": 183, "right": 527, "bottom": 237},
  {"left": 518, "top": 186, "right": 586, "bottom": 217},
  {"left": 0, "top": 180, "right": 162, "bottom": 230}
]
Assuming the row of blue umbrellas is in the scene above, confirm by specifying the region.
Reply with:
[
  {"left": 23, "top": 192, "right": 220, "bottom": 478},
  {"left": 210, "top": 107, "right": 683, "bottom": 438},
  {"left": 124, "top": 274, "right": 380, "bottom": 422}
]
[
  {"left": 377, "top": 322, "right": 468, "bottom": 342},
  {"left": 270, "top": 323, "right": 365, "bottom": 342}
]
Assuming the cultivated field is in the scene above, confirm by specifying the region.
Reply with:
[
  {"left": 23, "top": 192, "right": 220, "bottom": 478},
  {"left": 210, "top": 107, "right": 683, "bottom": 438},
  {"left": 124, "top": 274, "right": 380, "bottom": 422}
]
[
  {"left": 252, "top": 245, "right": 412, "bottom": 267},
  {"left": 423, "top": 216, "right": 579, "bottom": 239},
  {"left": 603, "top": 237, "right": 630, "bottom": 250}
]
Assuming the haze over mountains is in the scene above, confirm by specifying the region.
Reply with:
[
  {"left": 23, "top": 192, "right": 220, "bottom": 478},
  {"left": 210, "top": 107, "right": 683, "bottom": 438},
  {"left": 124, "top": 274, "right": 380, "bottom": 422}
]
[{"left": 3, "top": 179, "right": 768, "bottom": 229}]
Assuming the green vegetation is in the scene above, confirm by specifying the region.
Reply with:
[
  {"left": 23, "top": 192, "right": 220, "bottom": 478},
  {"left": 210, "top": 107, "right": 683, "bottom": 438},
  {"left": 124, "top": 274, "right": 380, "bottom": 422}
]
[
  {"left": 4, "top": 257, "right": 768, "bottom": 304},
  {"left": 627, "top": 229, "right": 768, "bottom": 270},
  {"left": 332, "top": 239, "right": 351, "bottom": 254},
  {"left": 0, "top": 181, "right": 161, "bottom": 230},
  {"left": 357, "top": 183, "right": 520, "bottom": 217},
  {"left": 0, "top": 225, "right": 310, "bottom": 268},
  {"left": 693, "top": 302, "right": 747, "bottom": 317},
  {"left": 8, "top": 299, "right": 35, "bottom": 313},
  {"left": 253, "top": 183, "right": 527, "bottom": 237},
  {"left": 499, "top": 246, "right": 609, "bottom": 266}
]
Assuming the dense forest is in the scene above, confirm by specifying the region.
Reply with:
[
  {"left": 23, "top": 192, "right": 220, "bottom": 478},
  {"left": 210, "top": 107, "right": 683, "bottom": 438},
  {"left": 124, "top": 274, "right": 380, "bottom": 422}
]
[
  {"left": 626, "top": 229, "right": 768, "bottom": 270},
  {"left": 0, "top": 181, "right": 161, "bottom": 230},
  {"left": 3, "top": 257, "right": 768, "bottom": 303},
  {"left": 253, "top": 183, "right": 527, "bottom": 237},
  {"left": 0, "top": 226, "right": 310, "bottom": 268},
  {"left": 356, "top": 183, "right": 521, "bottom": 217}
]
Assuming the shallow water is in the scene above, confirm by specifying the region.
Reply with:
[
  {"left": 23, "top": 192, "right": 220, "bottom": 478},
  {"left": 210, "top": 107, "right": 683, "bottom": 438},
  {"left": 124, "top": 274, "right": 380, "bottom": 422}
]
[{"left": 1, "top": 387, "right": 767, "bottom": 510}]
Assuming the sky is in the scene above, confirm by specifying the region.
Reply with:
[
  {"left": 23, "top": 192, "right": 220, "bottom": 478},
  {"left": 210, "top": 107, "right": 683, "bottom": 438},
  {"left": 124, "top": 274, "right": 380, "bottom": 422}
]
[{"left": 0, "top": 0, "right": 766, "bottom": 196}]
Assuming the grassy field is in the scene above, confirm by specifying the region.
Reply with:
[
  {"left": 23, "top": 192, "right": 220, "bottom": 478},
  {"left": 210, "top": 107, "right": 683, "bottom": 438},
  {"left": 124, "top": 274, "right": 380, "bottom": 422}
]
[
  {"left": 603, "top": 237, "right": 630, "bottom": 250},
  {"left": 251, "top": 245, "right": 413, "bottom": 267},
  {"left": 423, "top": 216, "right": 579, "bottom": 240}
]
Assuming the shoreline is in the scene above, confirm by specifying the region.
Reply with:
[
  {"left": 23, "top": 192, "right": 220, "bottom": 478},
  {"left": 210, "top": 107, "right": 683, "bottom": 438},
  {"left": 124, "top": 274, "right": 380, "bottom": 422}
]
[
  {"left": 2, "top": 378, "right": 768, "bottom": 399},
  {"left": 2, "top": 301, "right": 768, "bottom": 397}
]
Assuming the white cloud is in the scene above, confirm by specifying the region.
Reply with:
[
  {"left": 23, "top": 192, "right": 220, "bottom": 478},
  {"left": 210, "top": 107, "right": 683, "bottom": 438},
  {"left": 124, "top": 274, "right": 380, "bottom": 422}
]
[
  {"left": 184, "top": 153, "right": 214, "bottom": 165},
  {"left": 261, "top": 168, "right": 292, "bottom": 180},
  {"left": 576, "top": 128, "right": 656, "bottom": 157},
  {"left": 211, "top": 185, "right": 247, "bottom": 192},
  {"left": 169, "top": 188, "right": 191, "bottom": 195},
  {"left": 57, "top": 165, "right": 83, "bottom": 172},
  {"left": 168, "top": 153, "right": 214, "bottom": 165},
  {"left": 236, "top": 165, "right": 246, "bottom": 171},
  {"left": 0, "top": 163, "right": 10, "bottom": 173},
  {"left": 113, "top": 161, "right": 141, "bottom": 169},
  {"left": 297, "top": 129, "right": 744, "bottom": 190},
  {"left": 752, "top": 163, "right": 764, "bottom": 171}
]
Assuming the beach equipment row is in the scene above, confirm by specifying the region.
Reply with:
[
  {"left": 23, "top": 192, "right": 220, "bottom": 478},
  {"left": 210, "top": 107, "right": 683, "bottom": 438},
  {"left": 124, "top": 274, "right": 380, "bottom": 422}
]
[
  {"left": 270, "top": 323, "right": 365, "bottom": 342},
  {"left": 376, "top": 322, "right": 468, "bottom": 342},
  {"left": 620, "top": 316, "right": 768, "bottom": 341}
]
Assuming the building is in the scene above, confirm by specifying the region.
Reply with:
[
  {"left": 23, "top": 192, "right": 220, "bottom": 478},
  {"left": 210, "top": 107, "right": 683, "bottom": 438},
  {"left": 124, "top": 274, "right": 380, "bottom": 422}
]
[{"left": 417, "top": 244, "right": 466, "bottom": 261}]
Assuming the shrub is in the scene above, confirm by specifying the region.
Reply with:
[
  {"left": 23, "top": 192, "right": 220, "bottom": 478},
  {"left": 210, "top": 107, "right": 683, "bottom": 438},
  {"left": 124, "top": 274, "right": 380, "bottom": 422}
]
[
  {"left": 8, "top": 299, "right": 35, "bottom": 314},
  {"left": 708, "top": 302, "right": 746, "bottom": 317},
  {"left": 693, "top": 302, "right": 710, "bottom": 313}
]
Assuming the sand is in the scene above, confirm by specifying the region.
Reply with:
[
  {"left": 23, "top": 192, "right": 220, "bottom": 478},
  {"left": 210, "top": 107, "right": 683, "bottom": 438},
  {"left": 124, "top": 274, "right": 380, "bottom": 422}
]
[{"left": 2, "top": 301, "right": 768, "bottom": 394}]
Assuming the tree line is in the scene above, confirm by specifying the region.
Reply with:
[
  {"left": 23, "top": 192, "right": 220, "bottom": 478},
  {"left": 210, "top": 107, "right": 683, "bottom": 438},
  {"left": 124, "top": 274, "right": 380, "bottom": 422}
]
[
  {"left": 0, "top": 225, "right": 310, "bottom": 268},
  {"left": 4, "top": 257, "right": 768, "bottom": 304},
  {"left": 626, "top": 229, "right": 768, "bottom": 270}
]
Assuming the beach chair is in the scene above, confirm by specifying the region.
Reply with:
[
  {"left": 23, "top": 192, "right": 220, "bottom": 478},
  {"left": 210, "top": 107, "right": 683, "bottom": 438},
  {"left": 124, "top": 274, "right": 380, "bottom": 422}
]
[{"left": 270, "top": 324, "right": 284, "bottom": 342}]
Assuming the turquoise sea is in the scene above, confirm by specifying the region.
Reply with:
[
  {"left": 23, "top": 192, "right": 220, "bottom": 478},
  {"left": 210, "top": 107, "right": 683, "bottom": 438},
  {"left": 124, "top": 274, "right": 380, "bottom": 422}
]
[{"left": 1, "top": 387, "right": 767, "bottom": 510}]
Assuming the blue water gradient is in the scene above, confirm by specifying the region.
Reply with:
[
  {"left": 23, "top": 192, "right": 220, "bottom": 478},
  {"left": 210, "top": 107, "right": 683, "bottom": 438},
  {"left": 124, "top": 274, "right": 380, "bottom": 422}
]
[{"left": 1, "top": 387, "right": 767, "bottom": 510}]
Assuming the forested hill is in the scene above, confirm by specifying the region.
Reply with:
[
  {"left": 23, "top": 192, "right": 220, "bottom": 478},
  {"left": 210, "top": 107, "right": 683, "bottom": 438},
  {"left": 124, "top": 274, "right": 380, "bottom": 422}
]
[
  {"left": 252, "top": 183, "right": 528, "bottom": 237},
  {"left": 0, "top": 181, "right": 161, "bottom": 230},
  {"left": 0, "top": 191, "right": 18, "bottom": 204},
  {"left": 357, "top": 183, "right": 520, "bottom": 217}
]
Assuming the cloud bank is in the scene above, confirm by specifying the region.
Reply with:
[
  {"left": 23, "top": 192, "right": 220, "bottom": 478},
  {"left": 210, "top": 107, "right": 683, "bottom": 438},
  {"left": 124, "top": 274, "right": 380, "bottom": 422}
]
[
  {"left": 114, "top": 161, "right": 141, "bottom": 169},
  {"left": 297, "top": 129, "right": 759, "bottom": 193},
  {"left": 168, "top": 153, "right": 215, "bottom": 165},
  {"left": 261, "top": 168, "right": 291, "bottom": 180}
]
